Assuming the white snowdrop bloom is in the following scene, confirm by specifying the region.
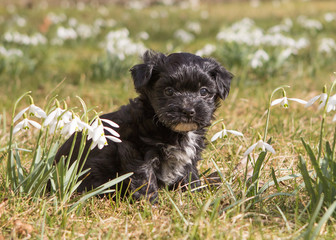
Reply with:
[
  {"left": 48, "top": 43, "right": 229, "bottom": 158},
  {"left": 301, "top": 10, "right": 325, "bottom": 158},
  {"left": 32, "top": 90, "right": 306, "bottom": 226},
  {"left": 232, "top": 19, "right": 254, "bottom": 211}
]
[
  {"left": 326, "top": 94, "right": 336, "bottom": 112},
  {"left": 14, "top": 15, "right": 27, "bottom": 27},
  {"left": 44, "top": 107, "right": 71, "bottom": 127},
  {"left": 57, "top": 26, "right": 78, "bottom": 40},
  {"left": 3, "top": 31, "right": 47, "bottom": 45},
  {"left": 13, "top": 117, "right": 41, "bottom": 135},
  {"left": 271, "top": 97, "right": 307, "bottom": 108},
  {"left": 76, "top": 24, "right": 96, "bottom": 39},
  {"left": 244, "top": 140, "right": 275, "bottom": 156},
  {"left": 211, "top": 128, "right": 243, "bottom": 142},
  {"left": 87, "top": 118, "right": 121, "bottom": 150},
  {"left": 318, "top": 38, "right": 336, "bottom": 54},
  {"left": 278, "top": 48, "right": 296, "bottom": 62},
  {"left": 47, "top": 12, "right": 67, "bottom": 24},
  {"left": 61, "top": 115, "right": 92, "bottom": 138},
  {"left": 297, "top": 16, "right": 323, "bottom": 30},
  {"left": 174, "top": 29, "right": 194, "bottom": 43},
  {"left": 105, "top": 28, "right": 146, "bottom": 60},
  {"left": 14, "top": 104, "right": 46, "bottom": 123},
  {"left": 195, "top": 44, "right": 216, "bottom": 57},
  {"left": 305, "top": 92, "right": 328, "bottom": 110},
  {"left": 0, "top": 46, "right": 23, "bottom": 57},
  {"left": 324, "top": 12, "right": 336, "bottom": 22},
  {"left": 68, "top": 18, "right": 78, "bottom": 27},
  {"left": 186, "top": 21, "right": 202, "bottom": 34},
  {"left": 250, "top": 49, "right": 269, "bottom": 69},
  {"left": 137, "top": 31, "right": 149, "bottom": 40}
]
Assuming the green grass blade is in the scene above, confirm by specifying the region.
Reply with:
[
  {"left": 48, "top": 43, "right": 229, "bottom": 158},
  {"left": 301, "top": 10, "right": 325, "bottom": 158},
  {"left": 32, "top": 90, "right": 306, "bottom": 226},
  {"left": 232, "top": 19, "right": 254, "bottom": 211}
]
[
  {"left": 68, "top": 172, "right": 133, "bottom": 212},
  {"left": 165, "top": 190, "right": 189, "bottom": 226},
  {"left": 271, "top": 167, "right": 281, "bottom": 192},
  {"left": 311, "top": 200, "right": 336, "bottom": 239},
  {"left": 298, "top": 155, "right": 317, "bottom": 205}
]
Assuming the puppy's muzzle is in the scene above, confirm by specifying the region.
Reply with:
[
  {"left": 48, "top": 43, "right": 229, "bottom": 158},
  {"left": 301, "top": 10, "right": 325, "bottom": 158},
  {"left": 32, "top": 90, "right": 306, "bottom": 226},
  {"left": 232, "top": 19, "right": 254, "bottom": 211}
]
[{"left": 171, "top": 107, "right": 198, "bottom": 132}]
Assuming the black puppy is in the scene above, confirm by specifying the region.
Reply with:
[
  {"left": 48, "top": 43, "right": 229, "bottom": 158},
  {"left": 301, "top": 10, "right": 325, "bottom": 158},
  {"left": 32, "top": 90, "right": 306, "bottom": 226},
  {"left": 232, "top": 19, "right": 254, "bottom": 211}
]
[{"left": 55, "top": 50, "right": 232, "bottom": 202}]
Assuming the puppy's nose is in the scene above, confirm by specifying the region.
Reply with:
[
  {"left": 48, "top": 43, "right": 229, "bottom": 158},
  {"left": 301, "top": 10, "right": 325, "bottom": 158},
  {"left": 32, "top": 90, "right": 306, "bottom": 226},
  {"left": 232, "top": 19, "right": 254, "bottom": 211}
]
[{"left": 183, "top": 108, "right": 195, "bottom": 117}]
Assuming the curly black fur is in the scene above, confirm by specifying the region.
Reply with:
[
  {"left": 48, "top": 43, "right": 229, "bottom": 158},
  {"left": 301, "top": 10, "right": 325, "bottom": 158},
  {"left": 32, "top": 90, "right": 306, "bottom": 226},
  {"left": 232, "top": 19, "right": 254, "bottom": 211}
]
[{"left": 55, "top": 50, "right": 233, "bottom": 202}]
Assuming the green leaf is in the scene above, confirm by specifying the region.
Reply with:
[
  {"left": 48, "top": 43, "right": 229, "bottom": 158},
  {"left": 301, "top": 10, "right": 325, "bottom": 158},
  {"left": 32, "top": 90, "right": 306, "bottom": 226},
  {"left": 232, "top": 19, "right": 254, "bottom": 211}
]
[
  {"left": 301, "top": 138, "right": 329, "bottom": 197},
  {"left": 298, "top": 155, "right": 317, "bottom": 206},
  {"left": 311, "top": 200, "right": 336, "bottom": 239},
  {"left": 68, "top": 172, "right": 133, "bottom": 212},
  {"left": 271, "top": 167, "right": 281, "bottom": 192}
]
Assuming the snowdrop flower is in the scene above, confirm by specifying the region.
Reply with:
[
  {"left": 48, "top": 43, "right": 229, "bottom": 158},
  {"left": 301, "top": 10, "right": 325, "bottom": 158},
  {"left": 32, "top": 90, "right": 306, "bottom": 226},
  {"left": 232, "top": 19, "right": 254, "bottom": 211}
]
[
  {"left": 318, "top": 38, "right": 336, "bottom": 54},
  {"left": 44, "top": 107, "right": 71, "bottom": 126},
  {"left": 211, "top": 128, "right": 243, "bottom": 142},
  {"left": 250, "top": 49, "right": 269, "bottom": 69},
  {"left": 174, "top": 29, "right": 194, "bottom": 44},
  {"left": 87, "top": 118, "right": 121, "bottom": 150},
  {"left": 244, "top": 139, "right": 275, "bottom": 156},
  {"left": 271, "top": 92, "right": 307, "bottom": 108},
  {"left": 195, "top": 44, "right": 216, "bottom": 57},
  {"left": 13, "top": 114, "right": 41, "bottom": 135},
  {"left": 61, "top": 114, "right": 92, "bottom": 138},
  {"left": 305, "top": 86, "right": 328, "bottom": 110},
  {"left": 14, "top": 104, "right": 46, "bottom": 122}
]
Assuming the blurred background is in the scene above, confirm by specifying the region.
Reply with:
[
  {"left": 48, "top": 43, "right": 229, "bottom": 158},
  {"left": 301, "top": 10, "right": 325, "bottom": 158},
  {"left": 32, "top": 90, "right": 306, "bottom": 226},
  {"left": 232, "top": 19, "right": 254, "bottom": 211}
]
[{"left": 0, "top": 0, "right": 335, "bottom": 110}]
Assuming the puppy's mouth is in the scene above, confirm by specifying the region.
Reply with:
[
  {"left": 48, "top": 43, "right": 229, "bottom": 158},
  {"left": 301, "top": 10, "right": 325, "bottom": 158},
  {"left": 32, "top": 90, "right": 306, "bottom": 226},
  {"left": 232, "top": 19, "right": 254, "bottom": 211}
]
[{"left": 171, "top": 123, "right": 198, "bottom": 132}]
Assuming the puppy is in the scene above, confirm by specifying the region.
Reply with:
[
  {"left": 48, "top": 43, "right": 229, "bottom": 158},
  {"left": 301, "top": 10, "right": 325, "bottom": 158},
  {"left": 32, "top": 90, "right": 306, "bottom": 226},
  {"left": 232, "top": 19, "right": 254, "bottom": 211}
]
[{"left": 55, "top": 50, "right": 232, "bottom": 202}]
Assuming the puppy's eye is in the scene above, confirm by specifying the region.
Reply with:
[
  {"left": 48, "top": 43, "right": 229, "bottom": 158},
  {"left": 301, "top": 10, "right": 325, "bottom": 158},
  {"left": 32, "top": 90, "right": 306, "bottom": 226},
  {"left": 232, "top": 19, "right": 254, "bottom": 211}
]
[
  {"left": 164, "top": 87, "right": 174, "bottom": 96},
  {"left": 200, "top": 87, "right": 209, "bottom": 96}
]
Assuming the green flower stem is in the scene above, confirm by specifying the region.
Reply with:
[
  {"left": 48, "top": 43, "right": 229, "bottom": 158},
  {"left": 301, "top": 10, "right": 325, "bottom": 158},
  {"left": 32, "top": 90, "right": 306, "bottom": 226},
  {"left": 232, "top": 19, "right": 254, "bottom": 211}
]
[
  {"left": 318, "top": 80, "right": 336, "bottom": 163},
  {"left": 263, "top": 85, "right": 290, "bottom": 142},
  {"left": 6, "top": 91, "right": 31, "bottom": 189},
  {"left": 332, "top": 125, "right": 336, "bottom": 162}
]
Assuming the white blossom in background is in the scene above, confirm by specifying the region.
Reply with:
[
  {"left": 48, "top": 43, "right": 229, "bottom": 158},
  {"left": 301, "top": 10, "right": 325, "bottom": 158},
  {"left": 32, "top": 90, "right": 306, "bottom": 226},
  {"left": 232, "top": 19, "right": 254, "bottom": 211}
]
[
  {"left": 195, "top": 44, "right": 216, "bottom": 57},
  {"left": 76, "top": 24, "right": 99, "bottom": 39},
  {"left": 186, "top": 21, "right": 201, "bottom": 34},
  {"left": 56, "top": 26, "right": 78, "bottom": 40},
  {"left": 0, "top": 46, "right": 23, "bottom": 57},
  {"left": 216, "top": 18, "right": 310, "bottom": 51},
  {"left": 318, "top": 38, "right": 336, "bottom": 54},
  {"left": 244, "top": 139, "right": 275, "bottom": 156},
  {"left": 297, "top": 16, "right": 323, "bottom": 30},
  {"left": 278, "top": 48, "right": 296, "bottom": 62},
  {"left": 13, "top": 15, "right": 27, "bottom": 27},
  {"left": 137, "top": 31, "right": 149, "bottom": 40},
  {"left": 268, "top": 18, "right": 292, "bottom": 33},
  {"left": 4, "top": 32, "right": 47, "bottom": 45},
  {"left": 47, "top": 12, "right": 67, "bottom": 24},
  {"left": 324, "top": 12, "right": 336, "bottom": 22},
  {"left": 174, "top": 29, "right": 194, "bottom": 43},
  {"left": 250, "top": 49, "right": 269, "bottom": 69},
  {"left": 68, "top": 18, "right": 78, "bottom": 27},
  {"left": 105, "top": 28, "right": 146, "bottom": 61}
]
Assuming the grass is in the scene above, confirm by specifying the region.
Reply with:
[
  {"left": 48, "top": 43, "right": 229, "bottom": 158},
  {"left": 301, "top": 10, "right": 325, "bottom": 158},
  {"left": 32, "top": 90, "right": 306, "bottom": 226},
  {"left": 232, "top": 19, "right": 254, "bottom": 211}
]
[{"left": 1, "top": 0, "right": 336, "bottom": 239}]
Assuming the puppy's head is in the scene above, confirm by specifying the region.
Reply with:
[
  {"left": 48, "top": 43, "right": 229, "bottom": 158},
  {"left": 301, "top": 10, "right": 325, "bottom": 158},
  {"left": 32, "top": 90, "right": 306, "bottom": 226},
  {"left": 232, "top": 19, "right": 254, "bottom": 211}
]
[{"left": 130, "top": 50, "right": 233, "bottom": 132}]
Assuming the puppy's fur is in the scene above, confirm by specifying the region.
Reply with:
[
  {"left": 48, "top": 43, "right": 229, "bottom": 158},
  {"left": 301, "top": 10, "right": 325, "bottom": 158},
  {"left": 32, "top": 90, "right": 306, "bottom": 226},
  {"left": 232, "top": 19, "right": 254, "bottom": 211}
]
[{"left": 55, "top": 50, "right": 232, "bottom": 202}]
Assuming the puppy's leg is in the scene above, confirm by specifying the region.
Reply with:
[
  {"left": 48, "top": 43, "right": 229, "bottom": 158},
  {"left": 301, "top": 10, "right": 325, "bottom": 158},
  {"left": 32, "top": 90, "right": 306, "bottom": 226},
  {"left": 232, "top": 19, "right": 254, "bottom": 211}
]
[
  {"left": 173, "top": 163, "right": 201, "bottom": 191},
  {"left": 130, "top": 168, "right": 159, "bottom": 203},
  {"left": 126, "top": 150, "right": 160, "bottom": 203}
]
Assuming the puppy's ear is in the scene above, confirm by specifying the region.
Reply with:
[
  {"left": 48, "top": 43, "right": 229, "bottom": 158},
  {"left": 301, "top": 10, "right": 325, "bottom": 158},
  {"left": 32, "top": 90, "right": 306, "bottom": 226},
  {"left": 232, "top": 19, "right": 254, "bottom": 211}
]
[
  {"left": 130, "top": 50, "right": 166, "bottom": 91},
  {"left": 207, "top": 59, "right": 233, "bottom": 100}
]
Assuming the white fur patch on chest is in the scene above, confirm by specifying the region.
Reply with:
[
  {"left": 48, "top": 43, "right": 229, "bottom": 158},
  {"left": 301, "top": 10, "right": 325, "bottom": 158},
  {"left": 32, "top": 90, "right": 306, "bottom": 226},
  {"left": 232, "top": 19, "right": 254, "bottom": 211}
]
[{"left": 156, "top": 132, "right": 199, "bottom": 185}]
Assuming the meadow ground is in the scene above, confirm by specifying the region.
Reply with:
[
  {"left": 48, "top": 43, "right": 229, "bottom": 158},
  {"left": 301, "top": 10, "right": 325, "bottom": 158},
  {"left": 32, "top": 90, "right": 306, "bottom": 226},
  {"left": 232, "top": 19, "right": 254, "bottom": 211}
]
[{"left": 1, "top": 0, "right": 336, "bottom": 239}]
